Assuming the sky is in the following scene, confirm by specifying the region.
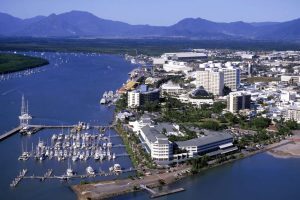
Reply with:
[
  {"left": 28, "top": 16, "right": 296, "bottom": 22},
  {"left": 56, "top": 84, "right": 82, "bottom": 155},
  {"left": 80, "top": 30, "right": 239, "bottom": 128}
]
[{"left": 0, "top": 0, "right": 299, "bottom": 25}]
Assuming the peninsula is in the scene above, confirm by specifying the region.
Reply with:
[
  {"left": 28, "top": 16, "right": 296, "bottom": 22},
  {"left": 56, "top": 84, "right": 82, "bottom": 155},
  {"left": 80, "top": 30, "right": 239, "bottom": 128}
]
[{"left": 0, "top": 53, "right": 49, "bottom": 74}]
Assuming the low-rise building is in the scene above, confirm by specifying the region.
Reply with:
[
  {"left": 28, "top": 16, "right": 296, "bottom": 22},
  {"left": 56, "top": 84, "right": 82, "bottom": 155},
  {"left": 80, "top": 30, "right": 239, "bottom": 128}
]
[
  {"left": 161, "top": 81, "right": 185, "bottom": 97},
  {"left": 140, "top": 125, "right": 173, "bottom": 165},
  {"left": 286, "top": 106, "right": 300, "bottom": 123},
  {"left": 178, "top": 94, "right": 214, "bottom": 107},
  {"left": 163, "top": 61, "right": 192, "bottom": 72},
  {"left": 281, "top": 75, "right": 300, "bottom": 84},
  {"left": 155, "top": 122, "right": 183, "bottom": 136}
]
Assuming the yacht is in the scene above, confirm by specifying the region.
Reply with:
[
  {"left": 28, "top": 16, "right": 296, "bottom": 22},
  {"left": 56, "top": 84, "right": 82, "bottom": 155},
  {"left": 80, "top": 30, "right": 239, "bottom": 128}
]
[
  {"left": 113, "top": 164, "right": 122, "bottom": 173},
  {"left": 72, "top": 155, "right": 78, "bottom": 162},
  {"left": 107, "top": 141, "right": 112, "bottom": 148},
  {"left": 66, "top": 160, "right": 74, "bottom": 177},
  {"left": 18, "top": 151, "right": 30, "bottom": 161},
  {"left": 100, "top": 98, "right": 106, "bottom": 104},
  {"left": 51, "top": 134, "right": 57, "bottom": 141},
  {"left": 86, "top": 166, "right": 95, "bottom": 175}
]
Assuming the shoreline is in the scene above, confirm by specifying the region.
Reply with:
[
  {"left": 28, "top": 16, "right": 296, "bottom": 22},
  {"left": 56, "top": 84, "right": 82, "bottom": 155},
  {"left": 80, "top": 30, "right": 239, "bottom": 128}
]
[
  {"left": 266, "top": 132, "right": 300, "bottom": 159},
  {"left": 0, "top": 53, "right": 49, "bottom": 74},
  {"left": 71, "top": 139, "right": 292, "bottom": 200}
]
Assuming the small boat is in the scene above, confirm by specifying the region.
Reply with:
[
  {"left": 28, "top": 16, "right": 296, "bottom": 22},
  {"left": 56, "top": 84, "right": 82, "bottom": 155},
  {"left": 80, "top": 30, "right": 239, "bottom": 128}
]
[
  {"left": 113, "top": 164, "right": 122, "bottom": 173},
  {"left": 72, "top": 156, "right": 78, "bottom": 162},
  {"left": 51, "top": 134, "right": 57, "bottom": 141},
  {"left": 107, "top": 142, "right": 112, "bottom": 148},
  {"left": 100, "top": 98, "right": 106, "bottom": 104},
  {"left": 86, "top": 166, "right": 95, "bottom": 175},
  {"left": 66, "top": 160, "right": 74, "bottom": 177}
]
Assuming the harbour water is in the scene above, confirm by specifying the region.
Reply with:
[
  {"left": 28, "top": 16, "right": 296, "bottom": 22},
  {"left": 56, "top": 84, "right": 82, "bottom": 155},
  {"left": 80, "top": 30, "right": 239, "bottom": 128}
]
[
  {"left": 117, "top": 153, "right": 300, "bottom": 200},
  {"left": 0, "top": 52, "right": 136, "bottom": 200},
  {"left": 1, "top": 52, "right": 300, "bottom": 200}
]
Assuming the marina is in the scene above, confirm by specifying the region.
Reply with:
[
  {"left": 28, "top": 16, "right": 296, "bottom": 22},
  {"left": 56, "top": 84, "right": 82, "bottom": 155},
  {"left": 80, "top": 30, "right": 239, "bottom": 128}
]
[
  {"left": 1, "top": 84, "right": 134, "bottom": 189},
  {"left": 9, "top": 167, "right": 136, "bottom": 188},
  {"left": 0, "top": 52, "right": 136, "bottom": 200}
]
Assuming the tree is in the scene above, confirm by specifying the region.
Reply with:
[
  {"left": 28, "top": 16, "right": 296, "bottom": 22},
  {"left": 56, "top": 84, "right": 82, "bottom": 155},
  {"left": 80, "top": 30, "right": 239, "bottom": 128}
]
[
  {"left": 211, "top": 102, "right": 226, "bottom": 114},
  {"left": 201, "top": 120, "right": 221, "bottom": 131},
  {"left": 250, "top": 117, "right": 271, "bottom": 130},
  {"left": 285, "top": 120, "right": 298, "bottom": 130}
]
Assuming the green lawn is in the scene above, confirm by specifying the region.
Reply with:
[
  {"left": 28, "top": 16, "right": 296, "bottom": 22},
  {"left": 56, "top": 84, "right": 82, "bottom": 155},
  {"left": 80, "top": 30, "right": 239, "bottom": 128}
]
[{"left": 0, "top": 53, "right": 49, "bottom": 74}]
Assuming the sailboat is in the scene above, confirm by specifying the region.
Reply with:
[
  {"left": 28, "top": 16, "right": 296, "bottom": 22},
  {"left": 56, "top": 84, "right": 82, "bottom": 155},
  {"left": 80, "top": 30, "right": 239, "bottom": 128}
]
[{"left": 66, "top": 159, "right": 74, "bottom": 177}]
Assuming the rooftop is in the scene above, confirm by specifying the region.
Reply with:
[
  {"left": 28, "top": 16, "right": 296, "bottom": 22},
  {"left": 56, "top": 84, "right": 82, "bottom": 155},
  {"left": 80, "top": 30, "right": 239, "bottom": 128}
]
[
  {"left": 176, "top": 131, "right": 233, "bottom": 147},
  {"left": 141, "top": 125, "right": 169, "bottom": 145}
]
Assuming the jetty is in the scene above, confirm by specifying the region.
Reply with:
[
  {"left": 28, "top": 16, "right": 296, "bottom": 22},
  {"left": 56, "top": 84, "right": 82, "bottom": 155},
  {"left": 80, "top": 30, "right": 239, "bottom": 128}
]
[
  {"left": 0, "top": 124, "right": 115, "bottom": 142},
  {"left": 10, "top": 169, "right": 28, "bottom": 187},
  {"left": 0, "top": 126, "right": 22, "bottom": 141},
  {"left": 140, "top": 184, "right": 185, "bottom": 198}
]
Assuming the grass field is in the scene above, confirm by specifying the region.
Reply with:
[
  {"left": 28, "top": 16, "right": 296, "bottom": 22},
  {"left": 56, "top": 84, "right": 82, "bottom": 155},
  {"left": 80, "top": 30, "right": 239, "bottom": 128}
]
[{"left": 244, "top": 77, "right": 280, "bottom": 83}]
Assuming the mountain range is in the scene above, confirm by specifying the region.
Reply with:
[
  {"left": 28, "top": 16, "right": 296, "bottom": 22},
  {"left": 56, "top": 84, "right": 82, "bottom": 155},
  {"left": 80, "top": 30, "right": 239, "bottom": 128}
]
[{"left": 0, "top": 10, "right": 300, "bottom": 41}]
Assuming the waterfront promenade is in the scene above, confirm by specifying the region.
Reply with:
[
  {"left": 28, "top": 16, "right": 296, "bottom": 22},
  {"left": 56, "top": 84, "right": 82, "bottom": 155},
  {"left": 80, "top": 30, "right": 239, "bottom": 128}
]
[
  {"left": 72, "top": 165, "right": 190, "bottom": 200},
  {"left": 72, "top": 138, "right": 292, "bottom": 200}
]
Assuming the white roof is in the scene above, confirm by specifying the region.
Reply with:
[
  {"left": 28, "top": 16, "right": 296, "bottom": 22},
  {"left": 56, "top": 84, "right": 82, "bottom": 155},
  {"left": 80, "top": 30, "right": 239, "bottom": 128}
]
[{"left": 219, "top": 143, "right": 233, "bottom": 149}]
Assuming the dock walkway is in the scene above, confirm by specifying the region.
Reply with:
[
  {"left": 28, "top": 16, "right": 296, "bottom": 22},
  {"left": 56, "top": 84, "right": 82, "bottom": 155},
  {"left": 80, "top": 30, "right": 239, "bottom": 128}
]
[
  {"left": 0, "top": 126, "right": 22, "bottom": 141},
  {"left": 0, "top": 124, "right": 116, "bottom": 142}
]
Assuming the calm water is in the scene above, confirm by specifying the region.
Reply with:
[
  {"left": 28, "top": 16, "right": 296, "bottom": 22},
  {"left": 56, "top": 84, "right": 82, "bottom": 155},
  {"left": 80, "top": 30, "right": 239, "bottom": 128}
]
[
  {"left": 1, "top": 52, "right": 300, "bottom": 200},
  {"left": 117, "top": 153, "right": 300, "bottom": 200},
  {"left": 0, "top": 52, "right": 136, "bottom": 200}
]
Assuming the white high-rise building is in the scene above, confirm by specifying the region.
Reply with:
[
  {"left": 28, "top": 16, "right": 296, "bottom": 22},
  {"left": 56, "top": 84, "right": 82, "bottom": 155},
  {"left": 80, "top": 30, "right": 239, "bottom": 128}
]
[
  {"left": 195, "top": 70, "right": 224, "bottom": 96},
  {"left": 222, "top": 67, "right": 240, "bottom": 91},
  {"left": 197, "top": 62, "right": 240, "bottom": 92},
  {"left": 128, "top": 91, "right": 140, "bottom": 108}
]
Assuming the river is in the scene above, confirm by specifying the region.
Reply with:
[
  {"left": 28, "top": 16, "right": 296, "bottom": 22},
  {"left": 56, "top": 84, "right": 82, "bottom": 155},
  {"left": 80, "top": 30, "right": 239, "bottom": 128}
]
[{"left": 0, "top": 52, "right": 136, "bottom": 200}]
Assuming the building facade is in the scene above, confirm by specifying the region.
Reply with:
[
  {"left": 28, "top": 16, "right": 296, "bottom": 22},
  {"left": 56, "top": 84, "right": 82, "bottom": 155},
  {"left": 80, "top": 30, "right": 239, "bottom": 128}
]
[
  {"left": 140, "top": 125, "right": 173, "bottom": 164},
  {"left": 161, "top": 81, "right": 185, "bottom": 97},
  {"left": 222, "top": 67, "right": 240, "bottom": 91},
  {"left": 227, "top": 91, "right": 251, "bottom": 113},
  {"left": 195, "top": 70, "right": 224, "bottom": 96},
  {"left": 286, "top": 106, "right": 300, "bottom": 123},
  {"left": 128, "top": 90, "right": 140, "bottom": 108},
  {"left": 128, "top": 86, "right": 160, "bottom": 108},
  {"left": 176, "top": 131, "right": 234, "bottom": 157}
]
